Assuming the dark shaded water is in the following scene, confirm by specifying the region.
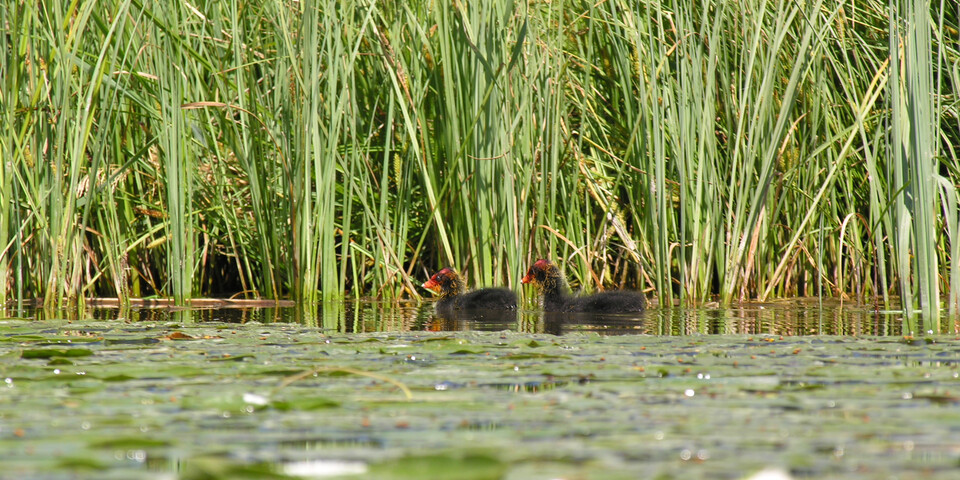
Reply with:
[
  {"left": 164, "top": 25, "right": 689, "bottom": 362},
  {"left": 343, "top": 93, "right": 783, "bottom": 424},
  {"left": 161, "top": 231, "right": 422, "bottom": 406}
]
[{"left": 42, "top": 298, "right": 912, "bottom": 336}]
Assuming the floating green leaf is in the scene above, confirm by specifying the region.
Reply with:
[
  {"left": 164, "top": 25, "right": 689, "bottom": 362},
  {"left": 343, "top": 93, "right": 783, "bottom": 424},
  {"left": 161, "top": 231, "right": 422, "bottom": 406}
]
[
  {"left": 89, "top": 436, "right": 171, "bottom": 449},
  {"left": 21, "top": 348, "right": 94, "bottom": 359},
  {"left": 180, "top": 457, "right": 296, "bottom": 480},
  {"left": 270, "top": 396, "right": 341, "bottom": 411},
  {"left": 364, "top": 453, "right": 506, "bottom": 480}
]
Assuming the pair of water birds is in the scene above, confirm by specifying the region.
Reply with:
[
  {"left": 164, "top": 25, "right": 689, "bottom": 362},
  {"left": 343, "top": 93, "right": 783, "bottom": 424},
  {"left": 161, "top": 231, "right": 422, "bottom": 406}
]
[{"left": 421, "top": 259, "right": 646, "bottom": 315}]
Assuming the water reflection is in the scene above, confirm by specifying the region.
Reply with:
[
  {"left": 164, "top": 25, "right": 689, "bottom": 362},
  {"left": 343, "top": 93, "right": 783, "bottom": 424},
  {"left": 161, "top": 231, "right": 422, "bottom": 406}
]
[
  {"left": 318, "top": 299, "right": 905, "bottom": 336},
  {"left": 648, "top": 301, "right": 902, "bottom": 336},
  {"left": 419, "top": 311, "right": 518, "bottom": 332},
  {"left": 18, "top": 298, "right": 916, "bottom": 335}
]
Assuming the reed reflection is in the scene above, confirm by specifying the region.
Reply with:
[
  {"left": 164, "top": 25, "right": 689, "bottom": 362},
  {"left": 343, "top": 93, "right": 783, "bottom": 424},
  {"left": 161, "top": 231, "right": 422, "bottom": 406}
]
[{"left": 23, "top": 298, "right": 910, "bottom": 336}]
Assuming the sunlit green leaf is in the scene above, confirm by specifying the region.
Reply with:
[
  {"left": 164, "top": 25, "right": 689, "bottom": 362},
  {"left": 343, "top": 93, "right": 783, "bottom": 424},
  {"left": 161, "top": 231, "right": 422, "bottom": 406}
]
[{"left": 21, "top": 348, "right": 94, "bottom": 359}]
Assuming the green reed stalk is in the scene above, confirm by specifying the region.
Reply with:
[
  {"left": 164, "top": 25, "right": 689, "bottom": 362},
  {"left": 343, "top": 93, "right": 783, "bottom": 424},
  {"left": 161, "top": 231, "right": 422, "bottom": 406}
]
[
  {"left": 721, "top": 0, "right": 825, "bottom": 304},
  {"left": 297, "top": 14, "right": 321, "bottom": 301},
  {"left": 200, "top": 0, "right": 289, "bottom": 299},
  {"left": 567, "top": 1, "right": 638, "bottom": 291},
  {"left": 152, "top": 3, "right": 195, "bottom": 305},
  {"left": 648, "top": 0, "right": 673, "bottom": 304},
  {"left": 889, "top": 0, "right": 940, "bottom": 332},
  {"left": 940, "top": 4, "right": 960, "bottom": 331},
  {"left": 931, "top": 2, "right": 958, "bottom": 332},
  {"left": 38, "top": 1, "right": 125, "bottom": 307},
  {"left": 676, "top": 0, "right": 724, "bottom": 304},
  {"left": 431, "top": 1, "right": 526, "bottom": 289},
  {"left": 0, "top": 1, "right": 23, "bottom": 308},
  {"left": 40, "top": 2, "right": 77, "bottom": 308},
  {"left": 762, "top": 65, "right": 889, "bottom": 297},
  {"left": 87, "top": 7, "right": 136, "bottom": 303},
  {"left": 363, "top": 3, "right": 437, "bottom": 297}
]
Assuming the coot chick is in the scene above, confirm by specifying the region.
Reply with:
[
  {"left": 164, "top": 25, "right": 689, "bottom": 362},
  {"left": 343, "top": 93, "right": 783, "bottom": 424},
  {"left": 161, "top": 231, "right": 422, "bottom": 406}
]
[
  {"left": 521, "top": 259, "right": 645, "bottom": 313},
  {"left": 422, "top": 268, "right": 517, "bottom": 316}
]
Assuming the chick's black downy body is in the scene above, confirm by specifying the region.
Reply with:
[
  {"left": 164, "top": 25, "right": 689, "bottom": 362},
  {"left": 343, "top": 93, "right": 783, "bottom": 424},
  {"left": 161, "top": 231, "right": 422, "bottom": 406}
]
[
  {"left": 422, "top": 268, "right": 517, "bottom": 316},
  {"left": 521, "top": 259, "right": 645, "bottom": 313}
]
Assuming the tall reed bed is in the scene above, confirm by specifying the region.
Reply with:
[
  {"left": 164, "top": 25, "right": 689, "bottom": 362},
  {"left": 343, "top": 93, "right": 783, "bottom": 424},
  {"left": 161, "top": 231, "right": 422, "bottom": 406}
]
[{"left": 1, "top": 1, "right": 957, "bottom": 330}]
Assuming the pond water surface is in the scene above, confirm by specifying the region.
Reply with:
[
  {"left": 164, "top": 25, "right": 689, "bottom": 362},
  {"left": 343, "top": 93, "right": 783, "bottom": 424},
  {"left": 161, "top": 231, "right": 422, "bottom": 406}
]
[
  {"left": 79, "top": 298, "right": 906, "bottom": 336},
  {"left": 1, "top": 300, "right": 958, "bottom": 479}
]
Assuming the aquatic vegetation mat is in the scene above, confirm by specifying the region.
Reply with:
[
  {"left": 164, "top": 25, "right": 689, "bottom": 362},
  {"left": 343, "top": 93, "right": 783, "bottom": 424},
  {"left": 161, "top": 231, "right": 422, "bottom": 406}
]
[{"left": 1, "top": 318, "right": 958, "bottom": 479}]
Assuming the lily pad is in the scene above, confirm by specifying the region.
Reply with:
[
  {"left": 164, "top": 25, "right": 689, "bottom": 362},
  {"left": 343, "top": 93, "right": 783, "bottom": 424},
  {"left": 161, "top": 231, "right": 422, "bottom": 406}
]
[
  {"left": 89, "top": 436, "right": 171, "bottom": 449},
  {"left": 180, "top": 457, "right": 296, "bottom": 480},
  {"left": 21, "top": 348, "right": 94, "bottom": 359},
  {"left": 270, "top": 396, "right": 341, "bottom": 411},
  {"left": 364, "top": 453, "right": 506, "bottom": 480}
]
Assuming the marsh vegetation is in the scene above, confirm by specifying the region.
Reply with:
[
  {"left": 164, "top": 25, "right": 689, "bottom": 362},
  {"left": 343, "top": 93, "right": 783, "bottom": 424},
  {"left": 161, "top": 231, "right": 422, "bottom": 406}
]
[{"left": 1, "top": 1, "right": 958, "bottom": 332}]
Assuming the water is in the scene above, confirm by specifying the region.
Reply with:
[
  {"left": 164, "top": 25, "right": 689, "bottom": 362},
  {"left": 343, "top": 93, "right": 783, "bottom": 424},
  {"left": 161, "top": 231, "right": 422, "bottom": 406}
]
[
  {"left": 2, "top": 300, "right": 955, "bottom": 480},
  {"left": 59, "top": 298, "right": 905, "bottom": 336}
]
